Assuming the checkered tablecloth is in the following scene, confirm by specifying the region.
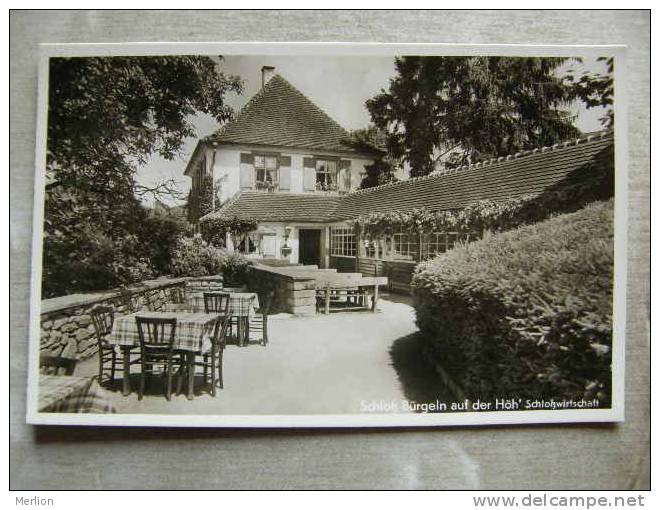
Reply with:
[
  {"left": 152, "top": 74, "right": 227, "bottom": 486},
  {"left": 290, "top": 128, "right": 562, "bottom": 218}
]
[
  {"left": 107, "top": 311, "right": 220, "bottom": 353},
  {"left": 38, "top": 375, "right": 116, "bottom": 413},
  {"left": 179, "top": 292, "right": 260, "bottom": 318}
]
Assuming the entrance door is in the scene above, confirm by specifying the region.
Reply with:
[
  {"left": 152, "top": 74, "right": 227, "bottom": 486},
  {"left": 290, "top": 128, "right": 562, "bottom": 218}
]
[{"left": 298, "top": 229, "right": 321, "bottom": 267}]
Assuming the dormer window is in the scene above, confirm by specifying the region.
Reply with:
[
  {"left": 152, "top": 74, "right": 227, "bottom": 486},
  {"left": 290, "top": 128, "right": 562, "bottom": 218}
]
[
  {"left": 315, "top": 159, "right": 338, "bottom": 192},
  {"left": 254, "top": 154, "right": 279, "bottom": 191}
]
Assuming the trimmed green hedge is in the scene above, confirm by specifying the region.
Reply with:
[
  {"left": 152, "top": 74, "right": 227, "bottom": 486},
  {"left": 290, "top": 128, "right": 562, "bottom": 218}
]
[{"left": 412, "top": 200, "right": 614, "bottom": 405}]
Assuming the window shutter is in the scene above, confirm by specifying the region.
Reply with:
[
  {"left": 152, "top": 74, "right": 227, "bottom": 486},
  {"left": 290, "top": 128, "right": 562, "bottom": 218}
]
[
  {"left": 303, "top": 157, "right": 316, "bottom": 191},
  {"left": 279, "top": 155, "right": 291, "bottom": 191},
  {"left": 240, "top": 153, "right": 254, "bottom": 189},
  {"left": 338, "top": 160, "right": 352, "bottom": 192}
]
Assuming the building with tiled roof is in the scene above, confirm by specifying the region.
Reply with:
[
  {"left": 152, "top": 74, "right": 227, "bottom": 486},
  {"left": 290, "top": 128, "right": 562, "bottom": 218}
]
[
  {"left": 184, "top": 66, "right": 378, "bottom": 262},
  {"left": 335, "top": 130, "right": 614, "bottom": 220},
  {"left": 206, "top": 191, "right": 342, "bottom": 224},
  {"left": 201, "top": 129, "right": 613, "bottom": 271},
  {"left": 206, "top": 73, "right": 360, "bottom": 154}
]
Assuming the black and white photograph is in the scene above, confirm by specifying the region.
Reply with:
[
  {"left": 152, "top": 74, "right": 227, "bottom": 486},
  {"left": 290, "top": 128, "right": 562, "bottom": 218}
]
[{"left": 26, "top": 43, "right": 625, "bottom": 427}]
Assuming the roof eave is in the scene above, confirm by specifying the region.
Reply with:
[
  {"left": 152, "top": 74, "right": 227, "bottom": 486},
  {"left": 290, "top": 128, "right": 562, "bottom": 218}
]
[{"left": 209, "top": 140, "right": 376, "bottom": 160}]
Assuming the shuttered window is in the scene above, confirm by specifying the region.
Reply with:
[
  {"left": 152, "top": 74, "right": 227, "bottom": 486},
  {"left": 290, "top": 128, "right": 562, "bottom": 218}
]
[
  {"left": 315, "top": 159, "right": 338, "bottom": 191},
  {"left": 254, "top": 154, "right": 279, "bottom": 191}
]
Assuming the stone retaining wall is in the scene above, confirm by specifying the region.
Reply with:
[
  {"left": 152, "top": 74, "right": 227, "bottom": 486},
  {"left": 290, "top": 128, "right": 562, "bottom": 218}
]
[{"left": 40, "top": 278, "right": 190, "bottom": 360}]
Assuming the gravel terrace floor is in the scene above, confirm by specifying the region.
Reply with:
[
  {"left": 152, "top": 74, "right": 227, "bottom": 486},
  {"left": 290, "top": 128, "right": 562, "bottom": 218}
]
[{"left": 73, "top": 294, "right": 439, "bottom": 415}]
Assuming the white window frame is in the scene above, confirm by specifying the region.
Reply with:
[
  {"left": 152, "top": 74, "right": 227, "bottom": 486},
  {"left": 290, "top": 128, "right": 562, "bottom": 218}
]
[
  {"left": 420, "top": 231, "right": 474, "bottom": 260},
  {"left": 330, "top": 227, "right": 356, "bottom": 257},
  {"left": 237, "top": 232, "right": 259, "bottom": 255},
  {"left": 315, "top": 159, "right": 338, "bottom": 192},
  {"left": 254, "top": 154, "right": 279, "bottom": 191},
  {"left": 391, "top": 232, "right": 418, "bottom": 261}
]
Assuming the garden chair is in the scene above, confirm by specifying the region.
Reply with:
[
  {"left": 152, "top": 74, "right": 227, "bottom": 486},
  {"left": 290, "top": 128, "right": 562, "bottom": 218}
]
[
  {"left": 198, "top": 314, "right": 231, "bottom": 395},
  {"left": 135, "top": 316, "right": 183, "bottom": 401},
  {"left": 169, "top": 286, "right": 186, "bottom": 304},
  {"left": 90, "top": 305, "right": 124, "bottom": 388},
  {"left": 116, "top": 290, "right": 136, "bottom": 314},
  {"left": 166, "top": 286, "right": 190, "bottom": 312},
  {"left": 203, "top": 292, "right": 231, "bottom": 315},
  {"left": 39, "top": 354, "right": 77, "bottom": 376},
  {"left": 248, "top": 290, "right": 274, "bottom": 347}
]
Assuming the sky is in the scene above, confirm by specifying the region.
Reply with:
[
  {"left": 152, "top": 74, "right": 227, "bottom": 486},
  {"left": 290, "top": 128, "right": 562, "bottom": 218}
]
[{"left": 135, "top": 55, "right": 610, "bottom": 206}]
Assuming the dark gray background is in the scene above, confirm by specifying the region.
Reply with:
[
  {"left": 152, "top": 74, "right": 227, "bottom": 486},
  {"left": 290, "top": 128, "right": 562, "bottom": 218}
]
[{"left": 9, "top": 10, "right": 650, "bottom": 489}]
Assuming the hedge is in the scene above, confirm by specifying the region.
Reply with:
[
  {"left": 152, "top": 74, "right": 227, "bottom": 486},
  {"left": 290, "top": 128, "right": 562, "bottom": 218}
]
[
  {"left": 412, "top": 200, "right": 614, "bottom": 405},
  {"left": 169, "top": 235, "right": 251, "bottom": 284}
]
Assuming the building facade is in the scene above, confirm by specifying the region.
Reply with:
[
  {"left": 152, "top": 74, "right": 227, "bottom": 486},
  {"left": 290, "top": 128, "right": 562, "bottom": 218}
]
[
  {"left": 186, "top": 67, "right": 614, "bottom": 281},
  {"left": 185, "top": 66, "right": 376, "bottom": 266}
]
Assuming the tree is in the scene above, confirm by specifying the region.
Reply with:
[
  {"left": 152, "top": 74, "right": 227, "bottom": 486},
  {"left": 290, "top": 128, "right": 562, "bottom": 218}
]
[
  {"left": 343, "top": 126, "right": 399, "bottom": 189},
  {"left": 187, "top": 173, "right": 220, "bottom": 223},
  {"left": 366, "top": 57, "right": 583, "bottom": 177},
  {"left": 43, "top": 56, "right": 242, "bottom": 297},
  {"left": 47, "top": 56, "right": 241, "bottom": 193},
  {"left": 567, "top": 57, "right": 614, "bottom": 128}
]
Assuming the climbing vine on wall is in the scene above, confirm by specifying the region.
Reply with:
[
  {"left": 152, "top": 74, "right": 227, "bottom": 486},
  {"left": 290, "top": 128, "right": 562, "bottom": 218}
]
[
  {"left": 350, "top": 195, "right": 539, "bottom": 238},
  {"left": 198, "top": 216, "right": 258, "bottom": 248}
]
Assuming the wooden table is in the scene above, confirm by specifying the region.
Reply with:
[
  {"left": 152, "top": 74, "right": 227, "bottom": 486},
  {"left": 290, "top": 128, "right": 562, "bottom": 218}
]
[
  {"left": 315, "top": 276, "right": 388, "bottom": 314},
  {"left": 163, "top": 292, "right": 259, "bottom": 346},
  {"left": 107, "top": 311, "right": 222, "bottom": 400}
]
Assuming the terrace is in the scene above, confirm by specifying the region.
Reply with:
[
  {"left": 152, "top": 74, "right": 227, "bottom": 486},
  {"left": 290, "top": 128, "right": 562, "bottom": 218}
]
[
  {"left": 37, "top": 270, "right": 453, "bottom": 415},
  {"left": 67, "top": 294, "right": 447, "bottom": 415}
]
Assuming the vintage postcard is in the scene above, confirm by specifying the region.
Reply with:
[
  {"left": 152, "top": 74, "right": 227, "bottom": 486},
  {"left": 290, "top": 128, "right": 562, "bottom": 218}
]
[{"left": 26, "top": 42, "right": 627, "bottom": 427}]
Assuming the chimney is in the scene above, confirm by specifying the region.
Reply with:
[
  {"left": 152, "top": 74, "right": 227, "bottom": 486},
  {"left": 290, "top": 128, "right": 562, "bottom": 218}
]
[{"left": 261, "top": 66, "right": 275, "bottom": 88}]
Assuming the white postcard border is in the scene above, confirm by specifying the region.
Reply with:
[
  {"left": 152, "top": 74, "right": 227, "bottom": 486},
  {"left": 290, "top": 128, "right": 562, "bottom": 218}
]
[{"left": 26, "top": 42, "right": 628, "bottom": 428}]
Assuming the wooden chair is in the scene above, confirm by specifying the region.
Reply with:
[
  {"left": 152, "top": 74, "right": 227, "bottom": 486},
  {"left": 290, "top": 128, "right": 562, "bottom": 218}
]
[
  {"left": 39, "top": 354, "right": 77, "bottom": 375},
  {"left": 199, "top": 314, "right": 232, "bottom": 395},
  {"left": 166, "top": 286, "right": 190, "bottom": 312},
  {"left": 203, "top": 292, "right": 231, "bottom": 315},
  {"left": 116, "top": 291, "right": 136, "bottom": 314},
  {"left": 169, "top": 286, "right": 186, "bottom": 304},
  {"left": 248, "top": 290, "right": 274, "bottom": 347},
  {"left": 90, "top": 305, "right": 123, "bottom": 388},
  {"left": 135, "top": 317, "right": 181, "bottom": 401}
]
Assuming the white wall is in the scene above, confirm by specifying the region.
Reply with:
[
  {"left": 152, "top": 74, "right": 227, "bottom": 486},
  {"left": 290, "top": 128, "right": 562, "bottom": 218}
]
[
  {"left": 225, "top": 220, "right": 332, "bottom": 267},
  {"left": 213, "top": 148, "right": 241, "bottom": 203},
  {"left": 349, "top": 157, "right": 373, "bottom": 188},
  {"left": 211, "top": 145, "right": 374, "bottom": 202}
]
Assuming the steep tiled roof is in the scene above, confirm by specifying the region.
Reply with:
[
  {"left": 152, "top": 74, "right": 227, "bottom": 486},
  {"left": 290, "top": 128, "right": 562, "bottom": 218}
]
[
  {"left": 334, "top": 131, "right": 614, "bottom": 220},
  {"left": 205, "top": 191, "right": 342, "bottom": 223},
  {"left": 205, "top": 132, "right": 614, "bottom": 224},
  {"left": 208, "top": 75, "right": 368, "bottom": 155}
]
